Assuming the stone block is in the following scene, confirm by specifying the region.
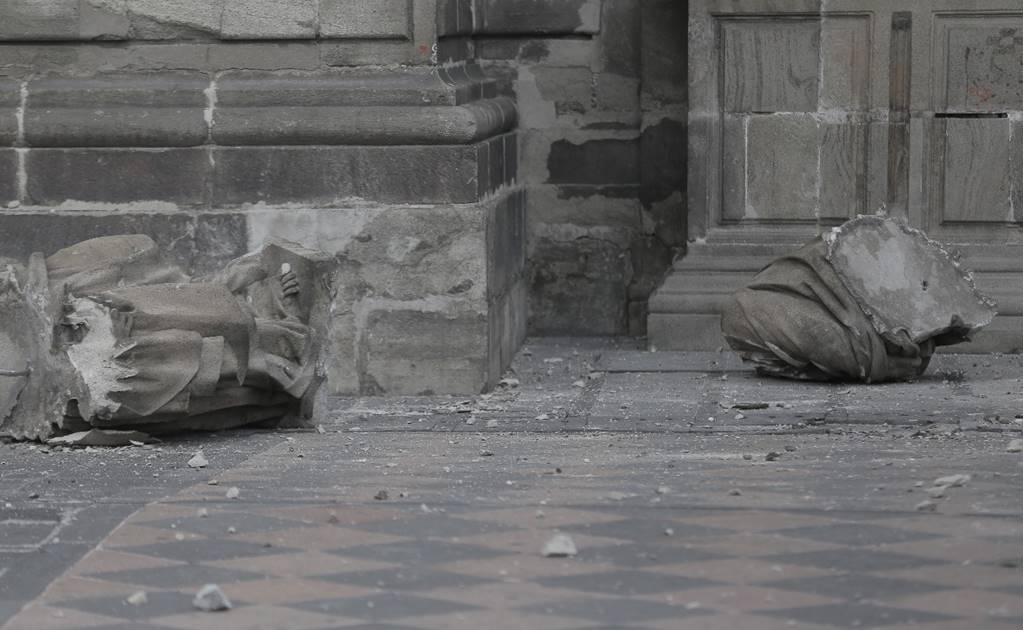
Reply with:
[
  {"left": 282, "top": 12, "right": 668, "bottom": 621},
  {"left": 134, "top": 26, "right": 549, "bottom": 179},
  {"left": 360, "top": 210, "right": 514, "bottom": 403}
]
[
  {"left": 476, "top": 0, "right": 601, "bottom": 35},
  {"left": 24, "top": 148, "right": 210, "bottom": 206},
  {"left": 361, "top": 310, "right": 489, "bottom": 395},
  {"left": 127, "top": 0, "right": 222, "bottom": 39},
  {"left": 319, "top": 0, "right": 410, "bottom": 39},
  {"left": 221, "top": 0, "right": 317, "bottom": 39},
  {"left": 321, "top": 40, "right": 424, "bottom": 66},
  {"left": 819, "top": 122, "right": 867, "bottom": 221},
  {"left": 192, "top": 213, "right": 250, "bottom": 276},
  {"left": 721, "top": 18, "right": 819, "bottom": 112},
  {"left": 74, "top": 43, "right": 209, "bottom": 73},
  {"left": 0, "top": 45, "right": 79, "bottom": 78},
  {"left": 0, "top": 150, "right": 17, "bottom": 206},
  {"left": 639, "top": 117, "right": 685, "bottom": 207},
  {"left": 0, "top": 211, "right": 245, "bottom": 275},
  {"left": 0, "top": 0, "right": 128, "bottom": 41},
  {"left": 532, "top": 66, "right": 593, "bottom": 118},
  {"left": 640, "top": 0, "right": 685, "bottom": 103},
  {"left": 941, "top": 18, "right": 1023, "bottom": 111},
  {"left": 0, "top": 81, "right": 19, "bottom": 147},
  {"left": 81, "top": 0, "right": 131, "bottom": 39},
  {"left": 437, "top": 37, "right": 473, "bottom": 65},
  {"left": 212, "top": 98, "right": 515, "bottom": 146},
  {"left": 547, "top": 138, "right": 640, "bottom": 186},
  {"left": 599, "top": 0, "right": 641, "bottom": 77},
  {"left": 25, "top": 74, "right": 208, "bottom": 147},
  {"left": 208, "top": 43, "right": 321, "bottom": 71},
  {"left": 437, "top": 0, "right": 473, "bottom": 36},
  {"left": 595, "top": 73, "right": 640, "bottom": 112},
  {"left": 528, "top": 233, "right": 629, "bottom": 335},
  {"left": 211, "top": 145, "right": 480, "bottom": 205},
  {"left": 819, "top": 15, "right": 870, "bottom": 110},
  {"left": 488, "top": 190, "right": 526, "bottom": 301},
  {"left": 745, "top": 115, "right": 819, "bottom": 220},
  {"left": 215, "top": 70, "right": 455, "bottom": 108},
  {"left": 941, "top": 118, "right": 1013, "bottom": 224},
  {"left": 488, "top": 134, "right": 505, "bottom": 194},
  {"left": 488, "top": 278, "right": 527, "bottom": 383}
]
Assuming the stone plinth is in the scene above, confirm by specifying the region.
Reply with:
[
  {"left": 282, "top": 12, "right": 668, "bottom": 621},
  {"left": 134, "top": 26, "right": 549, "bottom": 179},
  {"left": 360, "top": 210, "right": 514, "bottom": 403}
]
[{"left": 0, "top": 0, "right": 525, "bottom": 395}]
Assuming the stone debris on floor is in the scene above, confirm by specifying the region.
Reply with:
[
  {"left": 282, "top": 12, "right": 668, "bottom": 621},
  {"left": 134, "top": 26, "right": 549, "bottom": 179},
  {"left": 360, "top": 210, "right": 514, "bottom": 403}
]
[{"left": 0, "top": 339, "right": 1020, "bottom": 629}]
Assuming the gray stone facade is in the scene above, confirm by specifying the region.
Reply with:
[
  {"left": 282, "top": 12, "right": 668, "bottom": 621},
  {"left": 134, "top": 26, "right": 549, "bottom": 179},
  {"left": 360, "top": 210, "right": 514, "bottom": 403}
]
[
  {"left": 0, "top": 0, "right": 527, "bottom": 395},
  {"left": 477, "top": 0, "right": 685, "bottom": 336},
  {"left": 0, "top": 0, "right": 687, "bottom": 395},
  {"left": 649, "top": 0, "right": 1023, "bottom": 354}
]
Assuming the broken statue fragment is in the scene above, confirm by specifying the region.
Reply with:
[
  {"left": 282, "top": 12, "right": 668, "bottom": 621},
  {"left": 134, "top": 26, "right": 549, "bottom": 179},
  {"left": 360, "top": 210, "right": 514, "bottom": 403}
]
[
  {"left": 721, "top": 216, "right": 996, "bottom": 382},
  {"left": 0, "top": 234, "right": 335, "bottom": 441}
]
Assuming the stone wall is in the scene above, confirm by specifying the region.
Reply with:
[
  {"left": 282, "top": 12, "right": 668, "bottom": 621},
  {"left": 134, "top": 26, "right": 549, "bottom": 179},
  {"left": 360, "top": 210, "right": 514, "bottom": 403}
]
[
  {"left": 474, "top": 0, "right": 686, "bottom": 335},
  {"left": 0, "top": 0, "right": 526, "bottom": 396}
]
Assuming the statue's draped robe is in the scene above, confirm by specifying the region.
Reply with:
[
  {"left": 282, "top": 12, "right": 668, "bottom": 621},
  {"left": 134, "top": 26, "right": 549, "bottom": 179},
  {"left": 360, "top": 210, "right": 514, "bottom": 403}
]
[
  {"left": 720, "top": 238, "right": 932, "bottom": 383},
  {"left": 49, "top": 235, "right": 306, "bottom": 428}
]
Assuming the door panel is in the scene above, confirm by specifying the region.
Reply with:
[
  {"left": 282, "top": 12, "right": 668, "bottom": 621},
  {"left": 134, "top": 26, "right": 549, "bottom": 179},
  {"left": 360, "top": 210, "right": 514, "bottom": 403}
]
[
  {"left": 713, "top": 13, "right": 873, "bottom": 230},
  {"left": 923, "top": 11, "right": 1023, "bottom": 239}
]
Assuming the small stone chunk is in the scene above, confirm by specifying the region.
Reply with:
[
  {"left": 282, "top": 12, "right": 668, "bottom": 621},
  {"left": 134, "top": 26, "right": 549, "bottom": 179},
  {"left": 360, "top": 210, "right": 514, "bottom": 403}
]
[
  {"left": 374, "top": 490, "right": 389, "bottom": 501},
  {"left": 225, "top": 487, "right": 240, "bottom": 499},
  {"left": 193, "top": 584, "right": 232, "bottom": 612},
  {"left": 542, "top": 533, "right": 578, "bottom": 558},
  {"left": 1007, "top": 439, "right": 1023, "bottom": 453},
  {"left": 188, "top": 451, "right": 208, "bottom": 469},
  {"left": 126, "top": 591, "right": 148, "bottom": 606},
  {"left": 765, "top": 452, "right": 782, "bottom": 462},
  {"left": 933, "top": 474, "right": 970, "bottom": 488},
  {"left": 656, "top": 486, "right": 671, "bottom": 495},
  {"left": 915, "top": 500, "right": 938, "bottom": 512}
]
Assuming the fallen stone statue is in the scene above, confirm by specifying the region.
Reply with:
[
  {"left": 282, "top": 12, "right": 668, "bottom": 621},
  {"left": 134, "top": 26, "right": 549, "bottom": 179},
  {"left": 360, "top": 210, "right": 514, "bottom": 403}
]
[
  {"left": 0, "top": 234, "right": 335, "bottom": 441},
  {"left": 721, "top": 215, "right": 997, "bottom": 382}
]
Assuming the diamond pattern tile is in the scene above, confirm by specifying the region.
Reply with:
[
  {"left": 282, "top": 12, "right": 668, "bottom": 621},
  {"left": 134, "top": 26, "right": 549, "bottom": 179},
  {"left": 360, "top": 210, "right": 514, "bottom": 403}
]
[
  {"left": 57, "top": 591, "right": 202, "bottom": 621},
  {"left": 761, "top": 574, "right": 951, "bottom": 601},
  {"left": 765, "top": 549, "right": 947, "bottom": 573},
  {"left": 320, "top": 566, "right": 497, "bottom": 591},
  {"left": 577, "top": 543, "right": 725, "bottom": 567},
  {"left": 562, "top": 518, "right": 730, "bottom": 542},
  {"left": 5, "top": 417, "right": 1023, "bottom": 630},
  {"left": 536, "top": 569, "right": 718, "bottom": 595},
  {"left": 91, "top": 564, "right": 265, "bottom": 589},
  {"left": 757, "top": 602, "right": 958, "bottom": 627},
  {"left": 768, "top": 523, "right": 943, "bottom": 547},
  {"left": 288, "top": 592, "right": 481, "bottom": 620},
  {"left": 519, "top": 597, "right": 707, "bottom": 623},
  {"left": 347, "top": 513, "right": 519, "bottom": 539},
  {"left": 328, "top": 540, "right": 515, "bottom": 565},
  {"left": 143, "top": 512, "right": 306, "bottom": 538},
  {"left": 113, "top": 538, "right": 299, "bottom": 563}
]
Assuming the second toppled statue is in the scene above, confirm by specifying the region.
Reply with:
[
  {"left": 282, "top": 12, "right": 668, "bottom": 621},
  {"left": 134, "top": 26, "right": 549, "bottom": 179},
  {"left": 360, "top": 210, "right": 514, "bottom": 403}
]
[{"left": 721, "top": 216, "right": 997, "bottom": 383}]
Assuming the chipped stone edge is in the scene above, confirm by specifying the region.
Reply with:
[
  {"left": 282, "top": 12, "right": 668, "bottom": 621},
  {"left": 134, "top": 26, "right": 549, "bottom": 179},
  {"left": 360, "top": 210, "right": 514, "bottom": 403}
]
[{"left": 822, "top": 214, "right": 998, "bottom": 342}]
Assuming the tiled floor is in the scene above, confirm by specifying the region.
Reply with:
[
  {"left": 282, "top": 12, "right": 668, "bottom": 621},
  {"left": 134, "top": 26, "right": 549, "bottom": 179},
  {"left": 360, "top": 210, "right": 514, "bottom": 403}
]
[
  {"left": 5, "top": 428, "right": 1022, "bottom": 630},
  {"left": 3, "top": 341, "right": 1022, "bottom": 629}
]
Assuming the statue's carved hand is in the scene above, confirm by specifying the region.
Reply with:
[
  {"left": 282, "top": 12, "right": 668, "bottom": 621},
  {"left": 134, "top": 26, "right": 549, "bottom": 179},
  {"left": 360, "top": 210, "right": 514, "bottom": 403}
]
[{"left": 281, "top": 268, "right": 300, "bottom": 298}]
